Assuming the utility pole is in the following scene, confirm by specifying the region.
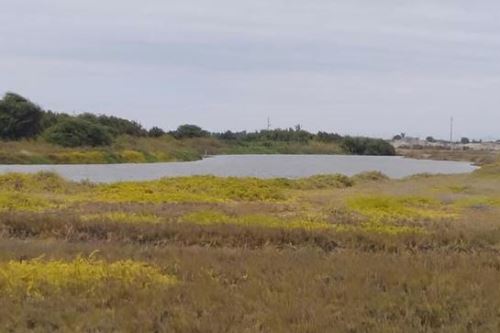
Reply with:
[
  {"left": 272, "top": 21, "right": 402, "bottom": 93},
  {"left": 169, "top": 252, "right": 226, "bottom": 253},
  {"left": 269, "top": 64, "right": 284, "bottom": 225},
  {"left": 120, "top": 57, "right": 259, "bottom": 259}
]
[
  {"left": 449, "top": 117, "right": 454, "bottom": 144},
  {"left": 267, "top": 116, "right": 271, "bottom": 130}
]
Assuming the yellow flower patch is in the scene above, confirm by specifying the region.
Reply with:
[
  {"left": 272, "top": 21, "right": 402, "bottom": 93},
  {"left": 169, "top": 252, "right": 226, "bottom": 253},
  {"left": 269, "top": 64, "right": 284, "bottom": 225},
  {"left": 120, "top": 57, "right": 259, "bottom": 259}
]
[
  {"left": 452, "top": 196, "right": 500, "bottom": 209},
  {"left": 344, "top": 195, "right": 454, "bottom": 235},
  {"left": 87, "top": 176, "right": 288, "bottom": 203},
  {"left": 182, "top": 210, "right": 333, "bottom": 230},
  {"left": 347, "top": 195, "right": 457, "bottom": 223},
  {"left": 0, "top": 258, "right": 177, "bottom": 297},
  {"left": 0, "top": 192, "right": 57, "bottom": 212},
  {"left": 119, "top": 150, "right": 147, "bottom": 163}
]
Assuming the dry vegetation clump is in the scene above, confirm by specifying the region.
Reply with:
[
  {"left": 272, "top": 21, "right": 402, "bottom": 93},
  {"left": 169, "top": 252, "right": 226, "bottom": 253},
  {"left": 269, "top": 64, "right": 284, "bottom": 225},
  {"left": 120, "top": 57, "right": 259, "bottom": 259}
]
[{"left": 1, "top": 166, "right": 500, "bottom": 331}]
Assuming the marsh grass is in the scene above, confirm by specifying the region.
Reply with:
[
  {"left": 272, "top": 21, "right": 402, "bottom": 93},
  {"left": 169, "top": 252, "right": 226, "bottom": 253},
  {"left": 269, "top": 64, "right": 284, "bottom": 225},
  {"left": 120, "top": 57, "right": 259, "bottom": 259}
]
[
  {"left": 81, "top": 211, "right": 162, "bottom": 224},
  {"left": 2, "top": 166, "right": 500, "bottom": 331},
  {"left": 182, "top": 210, "right": 333, "bottom": 230},
  {"left": 1, "top": 241, "right": 500, "bottom": 332}
]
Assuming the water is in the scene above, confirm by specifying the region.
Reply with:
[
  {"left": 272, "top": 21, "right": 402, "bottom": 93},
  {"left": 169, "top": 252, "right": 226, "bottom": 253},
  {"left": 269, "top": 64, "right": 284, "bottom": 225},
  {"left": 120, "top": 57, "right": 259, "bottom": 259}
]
[{"left": 0, "top": 155, "right": 476, "bottom": 183}]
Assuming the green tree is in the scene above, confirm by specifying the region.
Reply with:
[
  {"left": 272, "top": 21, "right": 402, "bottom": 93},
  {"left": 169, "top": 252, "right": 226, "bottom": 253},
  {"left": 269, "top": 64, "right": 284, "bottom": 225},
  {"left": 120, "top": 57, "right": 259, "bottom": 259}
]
[
  {"left": 78, "top": 113, "right": 147, "bottom": 137},
  {"left": 173, "top": 124, "right": 209, "bottom": 139},
  {"left": 0, "top": 92, "right": 44, "bottom": 139},
  {"left": 44, "top": 118, "right": 112, "bottom": 147},
  {"left": 148, "top": 126, "right": 165, "bottom": 137},
  {"left": 341, "top": 137, "right": 395, "bottom": 156}
]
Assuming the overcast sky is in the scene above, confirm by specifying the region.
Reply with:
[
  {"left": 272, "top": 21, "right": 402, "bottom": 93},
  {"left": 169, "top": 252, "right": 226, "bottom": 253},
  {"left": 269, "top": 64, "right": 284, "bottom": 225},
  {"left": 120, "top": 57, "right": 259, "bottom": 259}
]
[{"left": 1, "top": 0, "right": 500, "bottom": 139}]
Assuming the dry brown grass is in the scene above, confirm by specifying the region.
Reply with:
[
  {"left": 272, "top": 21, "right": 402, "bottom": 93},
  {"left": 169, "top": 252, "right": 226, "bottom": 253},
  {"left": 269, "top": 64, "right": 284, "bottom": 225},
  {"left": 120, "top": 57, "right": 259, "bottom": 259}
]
[
  {"left": 1, "top": 240, "right": 500, "bottom": 332},
  {"left": 1, "top": 166, "right": 500, "bottom": 332}
]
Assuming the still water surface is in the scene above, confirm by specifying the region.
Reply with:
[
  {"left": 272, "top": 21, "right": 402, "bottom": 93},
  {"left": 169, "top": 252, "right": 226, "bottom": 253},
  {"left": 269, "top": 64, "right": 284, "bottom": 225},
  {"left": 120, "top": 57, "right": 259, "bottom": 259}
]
[{"left": 0, "top": 155, "right": 476, "bottom": 183}]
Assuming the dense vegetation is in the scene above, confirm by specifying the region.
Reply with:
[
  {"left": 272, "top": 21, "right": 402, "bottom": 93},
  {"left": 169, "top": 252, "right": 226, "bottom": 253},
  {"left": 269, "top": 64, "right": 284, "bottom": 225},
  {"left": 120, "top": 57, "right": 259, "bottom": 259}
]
[
  {"left": 0, "top": 92, "right": 395, "bottom": 163},
  {"left": 0, "top": 93, "right": 44, "bottom": 139},
  {"left": 1, "top": 161, "right": 500, "bottom": 331},
  {"left": 44, "top": 118, "right": 113, "bottom": 147}
]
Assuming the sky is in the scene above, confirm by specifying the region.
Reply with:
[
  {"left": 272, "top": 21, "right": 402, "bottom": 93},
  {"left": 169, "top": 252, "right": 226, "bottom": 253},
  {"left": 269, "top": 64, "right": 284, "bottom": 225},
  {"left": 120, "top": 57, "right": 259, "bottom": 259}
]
[{"left": 1, "top": 0, "right": 500, "bottom": 140}]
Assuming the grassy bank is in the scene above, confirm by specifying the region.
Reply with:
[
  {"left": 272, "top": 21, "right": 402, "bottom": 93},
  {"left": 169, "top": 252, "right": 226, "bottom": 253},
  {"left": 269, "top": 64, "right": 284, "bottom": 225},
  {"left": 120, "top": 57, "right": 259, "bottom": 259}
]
[
  {"left": 1, "top": 163, "right": 500, "bottom": 331},
  {"left": 398, "top": 147, "right": 500, "bottom": 165},
  {"left": 0, "top": 135, "right": 347, "bottom": 164}
]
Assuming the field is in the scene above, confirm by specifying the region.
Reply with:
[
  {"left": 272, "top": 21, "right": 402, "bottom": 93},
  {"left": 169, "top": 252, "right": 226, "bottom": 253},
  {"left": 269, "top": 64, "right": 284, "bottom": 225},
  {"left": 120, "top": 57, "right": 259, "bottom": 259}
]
[{"left": 1, "top": 162, "right": 500, "bottom": 332}]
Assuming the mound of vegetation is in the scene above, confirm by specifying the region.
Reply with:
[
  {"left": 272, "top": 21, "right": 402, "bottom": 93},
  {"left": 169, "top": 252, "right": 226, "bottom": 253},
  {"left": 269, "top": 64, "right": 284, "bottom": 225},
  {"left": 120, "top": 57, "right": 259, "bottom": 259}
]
[
  {"left": 0, "top": 92, "right": 396, "bottom": 159},
  {"left": 0, "top": 93, "right": 44, "bottom": 139},
  {"left": 44, "top": 118, "right": 113, "bottom": 147}
]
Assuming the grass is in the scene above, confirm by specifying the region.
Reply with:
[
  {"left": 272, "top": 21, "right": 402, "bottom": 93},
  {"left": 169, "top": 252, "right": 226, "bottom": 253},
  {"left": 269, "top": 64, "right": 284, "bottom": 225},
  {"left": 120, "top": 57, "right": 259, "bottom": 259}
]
[
  {"left": 81, "top": 212, "right": 162, "bottom": 224},
  {"left": 0, "top": 136, "right": 206, "bottom": 164},
  {"left": 1, "top": 164, "right": 500, "bottom": 331},
  {"left": 0, "top": 135, "right": 345, "bottom": 164},
  {"left": 182, "top": 210, "right": 333, "bottom": 230},
  {"left": 346, "top": 195, "right": 458, "bottom": 222}
]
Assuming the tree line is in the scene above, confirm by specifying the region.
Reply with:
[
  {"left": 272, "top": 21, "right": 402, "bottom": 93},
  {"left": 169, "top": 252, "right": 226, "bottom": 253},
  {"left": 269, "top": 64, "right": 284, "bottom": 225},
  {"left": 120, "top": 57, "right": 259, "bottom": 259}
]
[{"left": 0, "top": 92, "right": 395, "bottom": 155}]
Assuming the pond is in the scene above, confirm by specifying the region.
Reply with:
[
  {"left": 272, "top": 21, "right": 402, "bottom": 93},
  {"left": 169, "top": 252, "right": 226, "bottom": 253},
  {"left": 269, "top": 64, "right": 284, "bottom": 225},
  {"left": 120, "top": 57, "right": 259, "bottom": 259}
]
[{"left": 0, "top": 155, "right": 477, "bottom": 183}]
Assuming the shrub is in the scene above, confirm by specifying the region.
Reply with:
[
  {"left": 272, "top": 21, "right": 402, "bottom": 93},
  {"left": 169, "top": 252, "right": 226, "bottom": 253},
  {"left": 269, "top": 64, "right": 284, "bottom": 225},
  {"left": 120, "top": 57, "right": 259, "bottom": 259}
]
[
  {"left": 341, "top": 137, "right": 396, "bottom": 156},
  {"left": 172, "top": 124, "right": 209, "bottom": 139},
  {"left": 44, "top": 118, "right": 112, "bottom": 147},
  {"left": 148, "top": 126, "right": 165, "bottom": 137},
  {"left": 78, "top": 113, "right": 147, "bottom": 137},
  {"left": 0, "top": 93, "right": 44, "bottom": 139}
]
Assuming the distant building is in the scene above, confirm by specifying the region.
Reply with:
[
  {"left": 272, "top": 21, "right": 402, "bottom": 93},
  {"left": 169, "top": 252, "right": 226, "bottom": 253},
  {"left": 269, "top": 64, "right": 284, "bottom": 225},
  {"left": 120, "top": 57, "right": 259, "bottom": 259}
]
[{"left": 391, "top": 137, "right": 500, "bottom": 151}]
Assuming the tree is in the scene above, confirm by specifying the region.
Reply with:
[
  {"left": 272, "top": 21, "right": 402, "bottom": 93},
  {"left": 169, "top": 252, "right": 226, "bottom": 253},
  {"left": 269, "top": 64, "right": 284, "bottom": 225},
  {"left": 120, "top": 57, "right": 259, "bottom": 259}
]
[
  {"left": 78, "top": 113, "right": 147, "bottom": 137},
  {"left": 392, "top": 134, "right": 402, "bottom": 141},
  {"left": 44, "top": 118, "right": 112, "bottom": 147},
  {"left": 317, "top": 131, "right": 342, "bottom": 143},
  {"left": 0, "top": 92, "right": 44, "bottom": 139},
  {"left": 426, "top": 136, "right": 436, "bottom": 143},
  {"left": 461, "top": 137, "right": 470, "bottom": 144},
  {"left": 40, "top": 110, "right": 71, "bottom": 132},
  {"left": 148, "top": 126, "right": 165, "bottom": 137},
  {"left": 172, "top": 124, "right": 209, "bottom": 139},
  {"left": 341, "top": 137, "right": 396, "bottom": 156}
]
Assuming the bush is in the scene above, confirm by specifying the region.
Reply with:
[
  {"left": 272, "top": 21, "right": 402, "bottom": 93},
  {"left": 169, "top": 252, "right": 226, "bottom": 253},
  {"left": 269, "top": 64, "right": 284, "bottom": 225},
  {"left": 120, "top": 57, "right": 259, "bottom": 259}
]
[
  {"left": 0, "top": 93, "right": 44, "bottom": 139},
  {"left": 40, "top": 111, "right": 71, "bottom": 132},
  {"left": 172, "top": 124, "right": 209, "bottom": 139},
  {"left": 341, "top": 137, "right": 396, "bottom": 156},
  {"left": 317, "top": 131, "right": 342, "bottom": 143},
  {"left": 148, "top": 127, "right": 165, "bottom": 138},
  {"left": 44, "top": 118, "right": 112, "bottom": 147},
  {"left": 78, "top": 113, "right": 147, "bottom": 137}
]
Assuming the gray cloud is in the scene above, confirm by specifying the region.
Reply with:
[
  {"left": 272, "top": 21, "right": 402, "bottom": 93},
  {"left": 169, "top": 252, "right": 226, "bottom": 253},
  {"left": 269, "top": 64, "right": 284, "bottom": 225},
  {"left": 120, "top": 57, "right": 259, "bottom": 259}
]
[{"left": 1, "top": 0, "right": 500, "bottom": 139}]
